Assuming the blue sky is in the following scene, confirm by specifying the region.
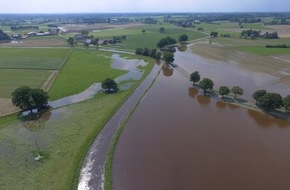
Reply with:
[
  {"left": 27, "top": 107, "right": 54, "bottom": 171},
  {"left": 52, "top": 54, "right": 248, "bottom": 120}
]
[{"left": 1, "top": 0, "right": 289, "bottom": 13}]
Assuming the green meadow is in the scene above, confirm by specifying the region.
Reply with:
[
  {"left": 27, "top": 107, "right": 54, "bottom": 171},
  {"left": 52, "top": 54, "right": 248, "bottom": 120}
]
[
  {"left": 0, "top": 69, "right": 51, "bottom": 98},
  {"left": 90, "top": 24, "right": 208, "bottom": 50},
  {"left": 0, "top": 48, "right": 156, "bottom": 190},
  {"left": 239, "top": 46, "right": 290, "bottom": 56},
  {"left": 0, "top": 48, "right": 71, "bottom": 70},
  {"left": 0, "top": 48, "right": 71, "bottom": 98},
  {"left": 48, "top": 49, "right": 128, "bottom": 100}
]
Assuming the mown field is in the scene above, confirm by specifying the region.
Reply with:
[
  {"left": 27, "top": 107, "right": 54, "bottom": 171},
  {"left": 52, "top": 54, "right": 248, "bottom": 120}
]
[
  {"left": 0, "top": 51, "right": 155, "bottom": 190},
  {"left": 0, "top": 48, "right": 71, "bottom": 98}
]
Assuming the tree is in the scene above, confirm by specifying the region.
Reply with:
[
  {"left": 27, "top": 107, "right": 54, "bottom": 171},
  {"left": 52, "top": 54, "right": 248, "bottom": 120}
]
[
  {"left": 199, "top": 78, "right": 214, "bottom": 94},
  {"left": 210, "top": 31, "right": 218, "bottom": 38},
  {"left": 283, "top": 95, "right": 290, "bottom": 112},
  {"left": 81, "top": 30, "right": 89, "bottom": 36},
  {"left": 258, "top": 93, "right": 283, "bottom": 111},
  {"left": 135, "top": 47, "right": 143, "bottom": 55},
  {"left": 162, "top": 52, "right": 174, "bottom": 64},
  {"left": 219, "top": 86, "right": 230, "bottom": 98},
  {"left": 142, "top": 29, "right": 146, "bottom": 34},
  {"left": 252, "top": 89, "right": 267, "bottom": 103},
  {"left": 190, "top": 71, "right": 200, "bottom": 84},
  {"left": 67, "top": 37, "right": 76, "bottom": 46},
  {"left": 101, "top": 78, "right": 118, "bottom": 93},
  {"left": 178, "top": 34, "right": 188, "bottom": 43},
  {"left": 157, "top": 36, "right": 177, "bottom": 49},
  {"left": 159, "top": 27, "right": 165, "bottom": 33},
  {"left": 231, "top": 86, "right": 244, "bottom": 99},
  {"left": 11, "top": 86, "right": 49, "bottom": 113}
]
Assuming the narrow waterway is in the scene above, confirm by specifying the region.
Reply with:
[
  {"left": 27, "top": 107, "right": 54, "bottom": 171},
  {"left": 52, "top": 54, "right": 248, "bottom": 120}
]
[{"left": 113, "top": 48, "right": 290, "bottom": 190}]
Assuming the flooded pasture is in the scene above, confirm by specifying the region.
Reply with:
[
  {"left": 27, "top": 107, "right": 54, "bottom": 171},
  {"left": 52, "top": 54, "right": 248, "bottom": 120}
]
[
  {"left": 49, "top": 54, "right": 147, "bottom": 108},
  {"left": 113, "top": 48, "right": 290, "bottom": 190}
]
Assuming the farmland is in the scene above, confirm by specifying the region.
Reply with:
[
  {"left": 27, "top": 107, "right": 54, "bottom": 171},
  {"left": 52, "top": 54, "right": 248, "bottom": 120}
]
[{"left": 1, "top": 12, "right": 290, "bottom": 190}]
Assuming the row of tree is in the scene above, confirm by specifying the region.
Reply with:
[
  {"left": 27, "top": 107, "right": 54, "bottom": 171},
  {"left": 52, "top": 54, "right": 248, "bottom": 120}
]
[
  {"left": 253, "top": 90, "right": 290, "bottom": 111},
  {"left": 241, "top": 29, "right": 279, "bottom": 39},
  {"left": 190, "top": 71, "right": 290, "bottom": 112},
  {"left": 190, "top": 71, "right": 244, "bottom": 98},
  {"left": 135, "top": 47, "right": 162, "bottom": 59},
  {"left": 10, "top": 25, "right": 39, "bottom": 31}
]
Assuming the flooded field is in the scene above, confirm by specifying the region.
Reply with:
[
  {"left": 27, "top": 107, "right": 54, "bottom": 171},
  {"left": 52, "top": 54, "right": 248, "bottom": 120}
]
[{"left": 113, "top": 48, "right": 290, "bottom": 190}]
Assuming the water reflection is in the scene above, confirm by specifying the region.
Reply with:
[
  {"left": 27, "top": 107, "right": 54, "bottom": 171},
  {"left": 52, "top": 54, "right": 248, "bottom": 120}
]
[
  {"left": 188, "top": 87, "right": 198, "bottom": 98},
  {"left": 248, "top": 109, "right": 290, "bottom": 128},
  {"left": 21, "top": 110, "right": 52, "bottom": 132},
  {"left": 196, "top": 94, "right": 211, "bottom": 106},
  {"left": 161, "top": 63, "right": 173, "bottom": 77},
  {"left": 114, "top": 45, "right": 290, "bottom": 190}
]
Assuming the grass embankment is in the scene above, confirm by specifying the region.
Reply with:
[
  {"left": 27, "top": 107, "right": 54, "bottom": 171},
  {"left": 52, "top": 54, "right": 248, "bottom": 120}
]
[
  {"left": 48, "top": 49, "right": 127, "bottom": 100},
  {"left": 0, "top": 48, "right": 71, "bottom": 98},
  {"left": 0, "top": 51, "right": 156, "bottom": 190},
  {"left": 104, "top": 68, "right": 160, "bottom": 190},
  {"left": 90, "top": 24, "right": 208, "bottom": 50}
]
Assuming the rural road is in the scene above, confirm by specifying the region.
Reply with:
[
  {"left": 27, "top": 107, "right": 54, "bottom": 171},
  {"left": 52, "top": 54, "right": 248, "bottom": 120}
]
[{"left": 77, "top": 64, "right": 161, "bottom": 190}]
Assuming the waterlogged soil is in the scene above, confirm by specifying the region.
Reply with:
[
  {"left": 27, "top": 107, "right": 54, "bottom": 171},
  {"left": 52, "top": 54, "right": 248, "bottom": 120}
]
[{"left": 113, "top": 48, "right": 290, "bottom": 190}]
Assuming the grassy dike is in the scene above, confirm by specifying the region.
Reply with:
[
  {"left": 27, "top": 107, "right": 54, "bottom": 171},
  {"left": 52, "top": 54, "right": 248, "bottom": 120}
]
[
  {"left": 104, "top": 68, "right": 161, "bottom": 190},
  {"left": 0, "top": 50, "right": 156, "bottom": 190}
]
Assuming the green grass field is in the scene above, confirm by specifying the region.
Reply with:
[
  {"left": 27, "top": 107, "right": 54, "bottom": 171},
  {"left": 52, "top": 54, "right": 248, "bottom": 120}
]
[
  {"left": 0, "top": 52, "right": 155, "bottom": 190},
  {"left": 0, "top": 69, "right": 51, "bottom": 98},
  {"left": 213, "top": 37, "right": 290, "bottom": 48},
  {"left": 0, "top": 48, "right": 71, "bottom": 70},
  {"left": 89, "top": 24, "right": 208, "bottom": 50},
  {"left": 48, "top": 49, "right": 128, "bottom": 100},
  {"left": 0, "top": 48, "right": 71, "bottom": 98},
  {"left": 239, "top": 46, "right": 290, "bottom": 56}
]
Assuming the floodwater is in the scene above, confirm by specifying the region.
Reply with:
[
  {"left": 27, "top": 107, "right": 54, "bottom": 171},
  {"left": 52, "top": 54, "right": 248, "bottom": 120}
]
[
  {"left": 113, "top": 48, "right": 290, "bottom": 190},
  {"left": 49, "top": 54, "right": 147, "bottom": 108}
]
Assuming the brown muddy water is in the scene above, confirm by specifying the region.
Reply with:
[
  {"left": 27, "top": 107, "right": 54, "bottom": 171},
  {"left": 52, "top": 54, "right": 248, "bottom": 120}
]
[{"left": 113, "top": 49, "right": 290, "bottom": 190}]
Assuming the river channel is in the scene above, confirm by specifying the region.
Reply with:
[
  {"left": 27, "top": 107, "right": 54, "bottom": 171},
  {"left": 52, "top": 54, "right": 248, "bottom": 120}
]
[{"left": 113, "top": 47, "right": 290, "bottom": 190}]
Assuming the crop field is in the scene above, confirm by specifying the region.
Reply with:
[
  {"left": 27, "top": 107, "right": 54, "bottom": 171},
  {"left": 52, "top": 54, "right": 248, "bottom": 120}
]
[
  {"left": 0, "top": 69, "right": 51, "bottom": 98},
  {"left": 90, "top": 24, "right": 208, "bottom": 50},
  {"left": 0, "top": 48, "right": 71, "bottom": 70},
  {"left": 0, "top": 52, "right": 155, "bottom": 190},
  {"left": 239, "top": 46, "right": 290, "bottom": 56},
  {"left": 213, "top": 37, "right": 290, "bottom": 47},
  {"left": 0, "top": 48, "right": 71, "bottom": 115},
  {"left": 48, "top": 49, "right": 128, "bottom": 100}
]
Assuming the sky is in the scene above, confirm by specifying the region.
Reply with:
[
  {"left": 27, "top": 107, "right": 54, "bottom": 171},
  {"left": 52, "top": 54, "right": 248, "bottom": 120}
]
[{"left": 0, "top": 0, "right": 290, "bottom": 14}]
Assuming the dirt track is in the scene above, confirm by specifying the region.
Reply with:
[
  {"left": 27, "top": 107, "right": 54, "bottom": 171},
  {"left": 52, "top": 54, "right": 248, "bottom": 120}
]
[{"left": 0, "top": 98, "right": 19, "bottom": 117}]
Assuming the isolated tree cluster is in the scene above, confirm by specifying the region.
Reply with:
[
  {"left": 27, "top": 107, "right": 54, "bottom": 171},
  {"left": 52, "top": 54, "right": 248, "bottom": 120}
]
[
  {"left": 252, "top": 89, "right": 290, "bottom": 111},
  {"left": 135, "top": 47, "right": 161, "bottom": 59},
  {"left": 12, "top": 86, "right": 49, "bottom": 113}
]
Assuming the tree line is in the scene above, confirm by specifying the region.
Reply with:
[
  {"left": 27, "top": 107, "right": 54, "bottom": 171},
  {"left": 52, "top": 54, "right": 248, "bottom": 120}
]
[
  {"left": 10, "top": 25, "right": 39, "bottom": 31},
  {"left": 240, "top": 29, "right": 278, "bottom": 39},
  {"left": 190, "top": 71, "right": 290, "bottom": 113}
]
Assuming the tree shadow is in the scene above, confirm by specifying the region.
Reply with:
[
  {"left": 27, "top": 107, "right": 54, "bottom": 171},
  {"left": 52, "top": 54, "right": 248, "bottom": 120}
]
[
  {"left": 188, "top": 87, "right": 198, "bottom": 98},
  {"left": 161, "top": 63, "right": 174, "bottom": 77},
  {"left": 248, "top": 109, "right": 290, "bottom": 128},
  {"left": 20, "top": 110, "right": 52, "bottom": 132}
]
